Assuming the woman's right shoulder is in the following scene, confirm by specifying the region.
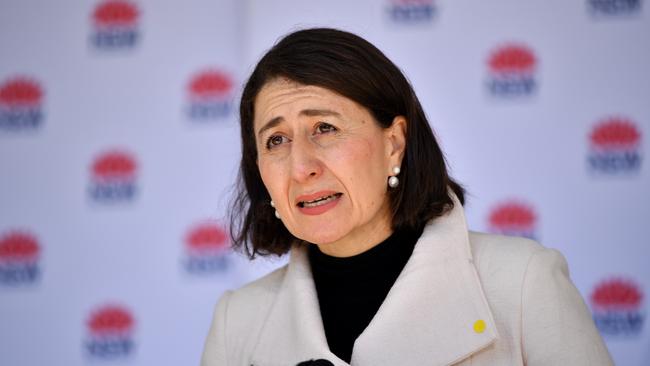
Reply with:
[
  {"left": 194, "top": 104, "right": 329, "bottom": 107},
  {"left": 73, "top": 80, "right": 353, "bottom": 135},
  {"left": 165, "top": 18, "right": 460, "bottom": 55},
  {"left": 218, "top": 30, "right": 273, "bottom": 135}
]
[
  {"left": 201, "top": 265, "right": 289, "bottom": 365},
  {"left": 219, "top": 263, "right": 289, "bottom": 327},
  {"left": 227, "top": 263, "right": 289, "bottom": 311}
]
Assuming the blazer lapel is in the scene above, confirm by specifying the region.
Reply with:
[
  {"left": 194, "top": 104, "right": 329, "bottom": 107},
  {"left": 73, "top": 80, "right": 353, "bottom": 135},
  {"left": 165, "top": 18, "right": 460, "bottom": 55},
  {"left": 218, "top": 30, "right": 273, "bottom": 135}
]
[
  {"left": 250, "top": 245, "right": 347, "bottom": 366},
  {"left": 251, "top": 197, "right": 498, "bottom": 366},
  {"left": 351, "top": 200, "right": 498, "bottom": 365}
]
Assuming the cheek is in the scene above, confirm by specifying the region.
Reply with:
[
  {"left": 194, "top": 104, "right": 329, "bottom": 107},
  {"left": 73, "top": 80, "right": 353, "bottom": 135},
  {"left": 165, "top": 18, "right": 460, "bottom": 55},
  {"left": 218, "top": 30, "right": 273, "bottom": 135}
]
[
  {"left": 353, "top": 136, "right": 386, "bottom": 178},
  {"left": 328, "top": 132, "right": 376, "bottom": 163},
  {"left": 330, "top": 137, "right": 386, "bottom": 196},
  {"left": 258, "top": 161, "right": 283, "bottom": 196}
]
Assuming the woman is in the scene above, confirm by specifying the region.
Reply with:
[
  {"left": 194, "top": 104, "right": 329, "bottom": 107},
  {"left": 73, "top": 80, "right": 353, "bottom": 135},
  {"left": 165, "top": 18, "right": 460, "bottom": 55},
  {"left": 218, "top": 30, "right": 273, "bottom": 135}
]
[{"left": 201, "top": 28, "right": 613, "bottom": 366}]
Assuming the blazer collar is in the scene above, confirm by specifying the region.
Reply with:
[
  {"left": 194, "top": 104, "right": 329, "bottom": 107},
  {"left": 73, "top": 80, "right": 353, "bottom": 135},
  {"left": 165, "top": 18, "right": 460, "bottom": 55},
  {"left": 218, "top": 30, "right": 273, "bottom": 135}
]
[{"left": 251, "top": 198, "right": 498, "bottom": 366}]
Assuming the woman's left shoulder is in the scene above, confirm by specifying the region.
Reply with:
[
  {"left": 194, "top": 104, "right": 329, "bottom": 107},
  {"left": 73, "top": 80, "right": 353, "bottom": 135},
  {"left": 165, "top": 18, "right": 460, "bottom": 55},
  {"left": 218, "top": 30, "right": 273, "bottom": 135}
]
[
  {"left": 466, "top": 231, "right": 575, "bottom": 301},
  {"left": 466, "top": 231, "right": 614, "bottom": 365},
  {"left": 467, "top": 231, "right": 560, "bottom": 278},
  {"left": 469, "top": 231, "right": 546, "bottom": 261}
]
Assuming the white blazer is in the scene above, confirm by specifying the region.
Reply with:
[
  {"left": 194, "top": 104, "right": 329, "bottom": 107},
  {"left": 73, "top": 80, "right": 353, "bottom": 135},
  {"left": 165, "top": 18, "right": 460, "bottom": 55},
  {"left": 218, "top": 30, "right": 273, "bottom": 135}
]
[{"left": 201, "top": 199, "right": 613, "bottom": 366}]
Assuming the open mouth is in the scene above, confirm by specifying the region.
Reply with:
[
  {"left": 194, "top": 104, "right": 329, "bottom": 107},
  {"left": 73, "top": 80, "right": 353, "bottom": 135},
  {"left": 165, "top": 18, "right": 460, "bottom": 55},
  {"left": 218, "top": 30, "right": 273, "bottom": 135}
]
[{"left": 297, "top": 193, "right": 343, "bottom": 208}]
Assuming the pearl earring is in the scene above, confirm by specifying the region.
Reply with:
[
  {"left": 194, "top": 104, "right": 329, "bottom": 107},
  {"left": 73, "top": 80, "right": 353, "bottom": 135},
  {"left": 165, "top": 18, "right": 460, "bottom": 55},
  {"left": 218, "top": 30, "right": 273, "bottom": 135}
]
[
  {"left": 388, "top": 166, "right": 400, "bottom": 188},
  {"left": 270, "top": 200, "right": 280, "bottom": 219}
]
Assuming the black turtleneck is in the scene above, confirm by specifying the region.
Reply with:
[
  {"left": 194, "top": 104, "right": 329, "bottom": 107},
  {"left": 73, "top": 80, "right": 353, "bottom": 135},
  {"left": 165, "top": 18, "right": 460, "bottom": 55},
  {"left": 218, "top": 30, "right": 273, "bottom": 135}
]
[{"left": 308, "top": 225, "right": 424, "bottom": 363}]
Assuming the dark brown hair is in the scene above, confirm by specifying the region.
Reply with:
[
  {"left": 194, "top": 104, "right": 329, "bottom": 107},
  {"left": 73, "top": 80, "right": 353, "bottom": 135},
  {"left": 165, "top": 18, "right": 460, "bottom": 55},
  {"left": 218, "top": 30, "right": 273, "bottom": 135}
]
[{"left": 231, "top": 28, "right": 464, "bottom": 258}]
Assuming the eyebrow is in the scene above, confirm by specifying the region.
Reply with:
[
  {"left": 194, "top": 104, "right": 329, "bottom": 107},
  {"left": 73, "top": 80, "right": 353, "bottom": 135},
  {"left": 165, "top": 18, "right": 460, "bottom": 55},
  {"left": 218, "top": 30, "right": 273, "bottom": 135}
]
[{"left": 256, "top": 109, "right": 342, "bottom": 139}]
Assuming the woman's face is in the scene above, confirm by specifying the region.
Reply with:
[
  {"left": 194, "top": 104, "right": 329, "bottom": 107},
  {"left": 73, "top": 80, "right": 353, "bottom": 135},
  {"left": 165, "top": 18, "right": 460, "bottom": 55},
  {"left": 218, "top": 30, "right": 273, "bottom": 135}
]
[{"left": 254, "top": 78, "right": 405, "bottom": 257}]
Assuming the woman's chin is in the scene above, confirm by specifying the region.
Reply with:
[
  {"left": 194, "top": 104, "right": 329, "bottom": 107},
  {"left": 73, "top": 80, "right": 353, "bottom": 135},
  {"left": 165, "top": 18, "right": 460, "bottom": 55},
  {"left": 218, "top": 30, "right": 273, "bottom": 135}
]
[{"left": 293, "top": 227, "right": 346, "bottom": 246}]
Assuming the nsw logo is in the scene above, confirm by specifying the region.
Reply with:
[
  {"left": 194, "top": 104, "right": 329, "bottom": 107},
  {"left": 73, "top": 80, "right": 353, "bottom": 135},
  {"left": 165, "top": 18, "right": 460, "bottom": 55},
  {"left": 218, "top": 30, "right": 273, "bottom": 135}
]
[
  {"left": 587, "top": 117, "right": 642, "bottom": 174},
  {"left": 89, "top": 150, "right": 138, "bottom": 203},
  {"left": 186, "top": 69, "right": 233, "bottom": 121},
  {"left": 183, "top": 222, "right": 230, "bottom": 274},
  {"left": 486, "top": 44, "right": 537, "bottom": 97},
  {"left": 388, "top": 0, "right": 437, "bottom": 23},
  {"left": 84, "top": 304, "right": 136, "bottom": 359},
  {"left": 487, "top": 201, "right": 537, "bottom": 239},
  {"left": 91, "top": 0, "right": 140, "bottom": 50},
  {"left": 0, "top": 77, "right": 44, "bottom": 131},
  {"left": 590, "top": 277, "right": 645, "bottom": 336},
  {"left": 0, "top": 231, "right": 40, "bottom": 286},
  {"left": 588, "top": 0, "right": 641, "bottom": 16}
]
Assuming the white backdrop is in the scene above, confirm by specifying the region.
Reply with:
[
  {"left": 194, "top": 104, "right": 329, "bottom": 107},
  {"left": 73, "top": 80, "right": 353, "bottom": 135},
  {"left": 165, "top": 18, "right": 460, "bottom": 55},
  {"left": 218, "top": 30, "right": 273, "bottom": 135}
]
[{"left": 1, "top": 0, "right": 648, "bottom": 365}]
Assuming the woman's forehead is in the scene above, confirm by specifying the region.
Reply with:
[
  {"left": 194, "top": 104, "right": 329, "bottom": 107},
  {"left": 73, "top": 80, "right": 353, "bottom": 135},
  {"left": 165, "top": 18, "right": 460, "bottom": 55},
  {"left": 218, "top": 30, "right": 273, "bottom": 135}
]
[
  {"left": 256, "top": 80, "right": 337, "bottom": 109},
  {"left": 253, "top": 80, "right": 358, "bottom": 128}
]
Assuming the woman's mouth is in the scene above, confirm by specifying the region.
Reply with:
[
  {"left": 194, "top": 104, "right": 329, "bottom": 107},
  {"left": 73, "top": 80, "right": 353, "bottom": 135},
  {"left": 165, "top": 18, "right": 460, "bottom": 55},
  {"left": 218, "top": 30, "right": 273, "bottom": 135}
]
[
  {"left": 296, "top": 192, "right": 343, "bottom": 215},
  {"left": 298, "top": 193, "right": 343, "bottom": 208}
]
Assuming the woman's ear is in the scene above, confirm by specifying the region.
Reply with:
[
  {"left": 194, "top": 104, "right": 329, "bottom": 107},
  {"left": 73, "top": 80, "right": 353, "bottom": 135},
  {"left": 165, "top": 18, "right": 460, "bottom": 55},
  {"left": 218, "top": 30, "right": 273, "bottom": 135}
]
[{"left": 386, "top": 116, "right": 407, "bottom": 163}]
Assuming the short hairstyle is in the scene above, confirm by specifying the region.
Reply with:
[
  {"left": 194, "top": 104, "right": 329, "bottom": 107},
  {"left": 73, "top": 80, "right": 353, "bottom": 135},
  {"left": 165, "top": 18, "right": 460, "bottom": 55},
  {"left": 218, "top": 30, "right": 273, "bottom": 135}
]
[{"left": 231, "top": 28, "right": 464, "bottom": 258}]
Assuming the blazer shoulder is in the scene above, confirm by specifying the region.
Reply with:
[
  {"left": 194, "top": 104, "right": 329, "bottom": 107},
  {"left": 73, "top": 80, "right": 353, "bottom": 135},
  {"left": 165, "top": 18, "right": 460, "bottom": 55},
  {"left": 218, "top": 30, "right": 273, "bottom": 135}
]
[
  {"left": 466, "top": 230, "right": 572, "bottom": 303},
  {"left": 202, "top": 264, "right": 288, "bottom": 365},
  {"left": 468, "top": 231, "right": 546, "bottom": 272},
  {"left": 466, "top": 232, "right": 613, "bottom": 365},
  {"left": 228, "top": 263, "right": 288, "bottom": 322},
  {"left": 465, "top": 231, "right": 547, "bottom": 332},
  {"left": 466, "top": 231, "right": 570, "bottom": 299}
]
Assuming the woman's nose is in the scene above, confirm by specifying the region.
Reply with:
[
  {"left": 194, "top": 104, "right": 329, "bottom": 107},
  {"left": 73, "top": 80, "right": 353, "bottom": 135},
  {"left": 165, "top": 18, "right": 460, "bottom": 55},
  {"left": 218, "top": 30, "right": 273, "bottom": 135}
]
[{"left": 290, "top": 137, "right": 323, "bottom": 182}]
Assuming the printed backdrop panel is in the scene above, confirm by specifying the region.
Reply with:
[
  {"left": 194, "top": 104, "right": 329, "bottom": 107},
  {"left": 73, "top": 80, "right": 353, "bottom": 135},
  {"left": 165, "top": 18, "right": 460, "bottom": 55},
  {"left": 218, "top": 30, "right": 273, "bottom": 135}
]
[{"left": 1, "top": 0, "right": 648, "bottom": 365}]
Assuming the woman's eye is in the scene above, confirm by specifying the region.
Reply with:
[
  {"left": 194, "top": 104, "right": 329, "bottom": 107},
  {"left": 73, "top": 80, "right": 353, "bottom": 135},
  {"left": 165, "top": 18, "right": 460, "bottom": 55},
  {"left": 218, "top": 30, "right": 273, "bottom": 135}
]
[
  {"left": 266, "top": 135, "right": 289, "bottom": 149},
  {"left": 316, "top": 123, "right": 337, "bottom": 134}
]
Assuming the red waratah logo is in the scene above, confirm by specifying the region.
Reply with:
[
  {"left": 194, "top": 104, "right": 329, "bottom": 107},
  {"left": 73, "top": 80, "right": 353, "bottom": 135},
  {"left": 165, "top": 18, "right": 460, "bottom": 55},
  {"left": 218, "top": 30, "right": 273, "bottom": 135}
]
[
  {"left": 0, "top": 231, "right": 41, "bottom": 285},
  {"left": 591, "top": 277, "right": 645, "bottom": 336},
  {"left": 92, "top": 151, "right": 137, "bottom": 181},
  {"left": 488, "top": 201, "right": 537, "bottom": 239},
  {"left": 184, "top": 222, "right": 230, "bottom": 274},
  {"left": 90, "top": 0, "right": 140, "bottom": 49},
  {"left": 488, "top": 45, "right": 536, "bottom": 74},
  {"left": 486, "top": 44, "right": 537, "bottom": 97},
  {"left": 93, "top": 0, "right": 139, "bottom": 27},
  {"left": 85, "top": 304, "right": 136, "bottom": 358},
  {"left": 590, "top": 117, "right": 641, "bottom": 150},
  {"left": 89, "top": 150, "right": 138, "bottom": 202},
  {"left": 591, "top": 278, "right": 643, "bottom": 310},
  {"left": 187, "top": 69, "right": 233, "bottom": 120},
  {"left": 0, "top": 78, "right": 43, "bottom": 108},
  {"left": 189, "top": 70, "right": 232, "bottom": 100},
  {"left": 88, "top": 305, "right": 135, "bottom": 335},
  {"left": 186, "top": 223, "right": 229, "bottom": 253},
  {"left": 0, "top": 77, "right": 44, "bottom": 130},
  {"left": 0, "top": 232, "right": 40, "bottom": 262},
  {"left": 587, "top": 117, "right": 642, "bottom": 173}
]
